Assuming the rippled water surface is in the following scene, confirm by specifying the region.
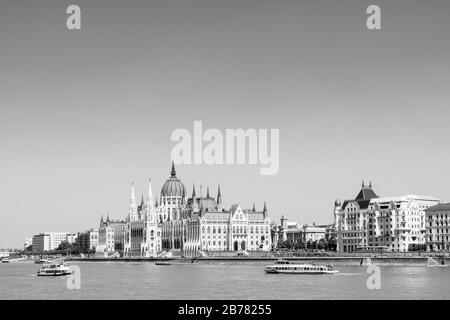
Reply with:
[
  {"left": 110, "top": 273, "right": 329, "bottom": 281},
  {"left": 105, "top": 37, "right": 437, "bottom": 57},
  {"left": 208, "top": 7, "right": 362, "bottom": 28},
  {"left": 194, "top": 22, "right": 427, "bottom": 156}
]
[{"left": 1, "top": 262, "right": 449, "bottom": 299}]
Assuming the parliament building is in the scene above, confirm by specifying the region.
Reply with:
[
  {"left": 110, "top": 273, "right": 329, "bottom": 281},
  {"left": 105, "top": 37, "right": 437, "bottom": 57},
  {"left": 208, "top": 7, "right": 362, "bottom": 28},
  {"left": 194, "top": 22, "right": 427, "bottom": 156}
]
[{"left": 121, "top": 163, "right": 272, "bottom": 257}]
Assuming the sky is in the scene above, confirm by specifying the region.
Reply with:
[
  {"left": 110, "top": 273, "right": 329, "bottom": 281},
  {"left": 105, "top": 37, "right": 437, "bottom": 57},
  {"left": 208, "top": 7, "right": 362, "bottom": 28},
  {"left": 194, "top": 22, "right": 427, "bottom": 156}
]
[{"left": 1, "top": 0, "right": 450, "bottom": 248}]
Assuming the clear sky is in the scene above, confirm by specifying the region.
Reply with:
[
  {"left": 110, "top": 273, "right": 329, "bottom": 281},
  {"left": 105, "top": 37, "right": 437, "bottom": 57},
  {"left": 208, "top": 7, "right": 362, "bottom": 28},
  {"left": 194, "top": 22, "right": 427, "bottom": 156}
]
[{"left": 1, "top": 0, "right": 450, "bottom": 248}]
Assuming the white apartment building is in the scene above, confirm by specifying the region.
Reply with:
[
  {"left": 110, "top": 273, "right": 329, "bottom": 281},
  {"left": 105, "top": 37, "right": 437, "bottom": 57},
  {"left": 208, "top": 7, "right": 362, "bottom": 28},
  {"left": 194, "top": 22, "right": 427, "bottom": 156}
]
[
  {"left": 32, "top": 232, "right": 75, "bottom": 251},
  {"left": 425, "top": 203, "right": 450, "bottom": 252},
  {"left": 367, "top": 195, "right": 441, "bottom": 252},
  {"left": 89, "top": 229, "right": 99, "bottom": 250},
  {"left": 335, "top": 182, "right": 442, "bottom": 252}
]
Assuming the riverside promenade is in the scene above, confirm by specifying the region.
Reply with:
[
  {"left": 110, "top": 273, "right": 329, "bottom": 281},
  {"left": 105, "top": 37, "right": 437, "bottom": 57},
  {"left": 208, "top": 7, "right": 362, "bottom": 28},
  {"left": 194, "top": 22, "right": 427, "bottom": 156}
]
[{"left": 67, "top": 252, "right": 448, "bottom": 266}]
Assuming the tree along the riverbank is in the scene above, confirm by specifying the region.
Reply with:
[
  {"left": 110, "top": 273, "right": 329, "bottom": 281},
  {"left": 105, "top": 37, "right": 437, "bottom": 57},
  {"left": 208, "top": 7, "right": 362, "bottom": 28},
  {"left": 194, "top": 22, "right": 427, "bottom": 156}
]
[
  {"left": 21, "top": 241, "right": 96, "bottom": 256},
  {"left": 277, "top": 237, "right": 337, "bottom": 252}
]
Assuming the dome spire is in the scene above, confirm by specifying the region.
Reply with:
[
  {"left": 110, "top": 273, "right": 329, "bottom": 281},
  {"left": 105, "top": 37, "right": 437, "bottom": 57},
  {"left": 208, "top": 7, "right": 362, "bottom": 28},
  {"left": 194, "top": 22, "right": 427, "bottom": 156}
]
[{"left": 171, "top": 161, "right": 176, "bottom": 177}]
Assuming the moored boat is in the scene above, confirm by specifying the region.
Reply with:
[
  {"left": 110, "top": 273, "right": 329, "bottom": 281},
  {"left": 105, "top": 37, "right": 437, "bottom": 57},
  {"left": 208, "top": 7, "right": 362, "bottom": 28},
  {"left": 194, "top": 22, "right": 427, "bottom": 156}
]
[
  {"left": 35, "top": 258, "right": 51, "bottom": 264},
  {"left": 264, "top": 259, "right": 338, "bottom": 274},
  {"left": 155, "top": 261, "right": 172, "bottom": 265}
]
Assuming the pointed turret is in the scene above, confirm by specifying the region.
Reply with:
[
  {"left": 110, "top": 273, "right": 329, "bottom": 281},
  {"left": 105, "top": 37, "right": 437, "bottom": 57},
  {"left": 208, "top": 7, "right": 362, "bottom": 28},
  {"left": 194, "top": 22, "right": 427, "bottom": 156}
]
[
  {"left": 263, "top": 201, "right": 268, "bottom": 218},
  {"left": 100, "top": 215, "right": 104, "bottom": 227},
  {"left": 206, "top": 186, "right": 210, "bottom": 198},
  {"left": 107, "top": 213, "right": 110, "bottom": 223},
  {"left": 147, "top": 178, "right": 154, "bottom": 208},
  {"left": 216, "top": 184, "right": 223, "bottom": 210},
  {"left": 128, "top": 182, "right": 137, "bottom": 220},
  {"left": 252, "top": 203, "right": 256, "bottom": 212},
  {"left": 192, "top": 183, "right": 196, "bottom": 198},
  {"left": 191, "top": 184, "right": 199, "bottom": 211}
]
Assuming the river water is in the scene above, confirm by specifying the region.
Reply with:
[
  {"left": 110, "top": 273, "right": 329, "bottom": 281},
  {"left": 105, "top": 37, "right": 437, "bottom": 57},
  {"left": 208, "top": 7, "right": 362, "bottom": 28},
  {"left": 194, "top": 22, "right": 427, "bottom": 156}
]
[{"left": 1, "top": 262, "right": 449, "bottom": 299}]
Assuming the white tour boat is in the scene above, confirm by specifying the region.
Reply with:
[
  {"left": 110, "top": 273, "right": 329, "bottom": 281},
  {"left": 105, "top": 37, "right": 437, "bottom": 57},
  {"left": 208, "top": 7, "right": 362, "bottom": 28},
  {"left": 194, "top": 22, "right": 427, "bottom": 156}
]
[
  {"left": 264, "top": 259, "right": 338, "bottom": 274},
  {"left": 37, "top": 262, "right": 72, "bottom": 276}
]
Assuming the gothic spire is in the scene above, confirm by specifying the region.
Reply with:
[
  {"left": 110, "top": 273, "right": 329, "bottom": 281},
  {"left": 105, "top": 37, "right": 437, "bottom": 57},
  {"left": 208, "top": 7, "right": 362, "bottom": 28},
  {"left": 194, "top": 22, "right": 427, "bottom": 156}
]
[
  {"left": 128, "top": 182, "right": 137, "bottom": 219},
  {"left": 263, "top": 201, "right": 268, "bottom": 218},
  {"left": 252, "top": 202, "right": 256, "bottom": 212},
  {"left": 216, "top": 184, "right": 223, "bottom": 209},
  {"left": 147, "top": 178, "right": 154, "bottom": 208},
  {"left": 207, "top": 186, "right": 210, "bottom": 198}
]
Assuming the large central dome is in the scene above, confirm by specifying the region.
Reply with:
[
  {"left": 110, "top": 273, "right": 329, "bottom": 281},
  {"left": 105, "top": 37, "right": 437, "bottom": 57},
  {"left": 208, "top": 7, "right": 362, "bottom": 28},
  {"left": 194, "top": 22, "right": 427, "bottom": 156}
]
[{"left": 160, "top": 162, "right": 186, "bottom": 198}]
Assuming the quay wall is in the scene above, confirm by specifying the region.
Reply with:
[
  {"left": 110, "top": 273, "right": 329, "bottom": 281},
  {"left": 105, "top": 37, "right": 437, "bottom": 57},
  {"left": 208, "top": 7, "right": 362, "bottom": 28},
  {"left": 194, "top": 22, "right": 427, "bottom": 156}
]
[{"left": 67, "top": 256, "right": 434, "bottom": 266}]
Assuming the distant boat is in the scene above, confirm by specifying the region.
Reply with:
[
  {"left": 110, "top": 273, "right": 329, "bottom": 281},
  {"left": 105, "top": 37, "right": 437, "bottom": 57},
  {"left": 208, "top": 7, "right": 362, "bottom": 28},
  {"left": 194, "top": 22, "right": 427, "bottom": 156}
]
[
  {"left": 35, "top": 258, "right": 51, "bottom": 264},
  {"left": 1, "top": 257, "right": 27, "bottom": 263},
  {"left": 264, "top": 259, "right": 338, "bottom": 274},
  {"left": 155, "top": 261, "right": 172, "bottom": 266}
]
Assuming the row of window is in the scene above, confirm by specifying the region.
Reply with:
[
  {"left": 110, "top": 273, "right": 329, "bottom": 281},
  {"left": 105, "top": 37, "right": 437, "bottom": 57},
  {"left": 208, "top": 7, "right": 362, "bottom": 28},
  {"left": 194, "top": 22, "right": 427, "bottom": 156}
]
[{"left": 201, "top": 226, "right": 269, "bottom": 234}]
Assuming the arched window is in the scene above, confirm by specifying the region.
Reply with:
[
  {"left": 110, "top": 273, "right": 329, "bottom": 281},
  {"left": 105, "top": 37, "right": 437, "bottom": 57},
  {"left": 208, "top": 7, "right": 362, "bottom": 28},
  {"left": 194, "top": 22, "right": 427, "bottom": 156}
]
[
  {"left": 213, "top": 227, "right": 216, "bottom": 234},
  {"left": 218, "top": 227, "right": 221, "bottom": 234}
]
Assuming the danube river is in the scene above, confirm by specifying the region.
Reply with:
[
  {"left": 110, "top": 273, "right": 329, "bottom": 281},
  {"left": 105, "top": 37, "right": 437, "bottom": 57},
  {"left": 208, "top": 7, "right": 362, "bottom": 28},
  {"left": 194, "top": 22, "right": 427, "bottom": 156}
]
[{"left": 1, "top": 262, "right": 449, "bottom": 299}]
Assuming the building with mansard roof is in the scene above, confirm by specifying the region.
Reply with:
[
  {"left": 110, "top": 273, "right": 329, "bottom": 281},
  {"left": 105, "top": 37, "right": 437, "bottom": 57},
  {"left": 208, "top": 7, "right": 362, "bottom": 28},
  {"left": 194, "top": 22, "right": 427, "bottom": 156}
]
[
  {"left": 334, "top": 181, "right": 442, "bottom": 252},
  {"left": 121, "top": 162, "right": 272, "bottom": 258}
]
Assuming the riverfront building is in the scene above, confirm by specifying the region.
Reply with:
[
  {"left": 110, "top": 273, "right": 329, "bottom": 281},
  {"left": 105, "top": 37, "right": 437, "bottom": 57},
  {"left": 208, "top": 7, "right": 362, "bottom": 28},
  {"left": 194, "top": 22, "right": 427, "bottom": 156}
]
[
  {"left": 283, "top": 222, "right": 330, "bottom": 244},
  {"left": 425, "top": 203, "right": 450, "bottom": 252},
  {"left": 96, "top": 217, "right": 126, "bottom": 256},
  {"left": 121, "top": 163, "right": 272, "bottom": 258},
  {"left": 334, "top": 182, "right": 441, "bottom": 252},
  {"left": 334, "top": 182, "right": 378, "bottom": 252},
  {"left": 31, "top": 232, "right": 77, "bottom": 251}
]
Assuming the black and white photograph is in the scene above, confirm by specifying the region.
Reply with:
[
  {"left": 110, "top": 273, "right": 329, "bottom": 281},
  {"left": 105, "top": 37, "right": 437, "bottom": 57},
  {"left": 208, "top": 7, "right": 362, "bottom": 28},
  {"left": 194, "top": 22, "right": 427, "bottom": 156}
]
[{"left": 1, "top": 0, "right": 450, "bottom": 309}]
